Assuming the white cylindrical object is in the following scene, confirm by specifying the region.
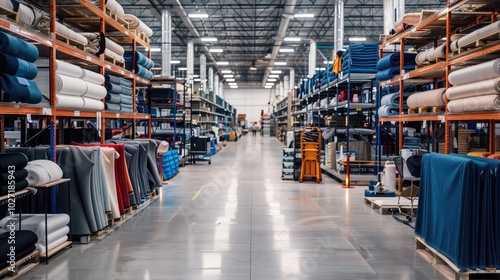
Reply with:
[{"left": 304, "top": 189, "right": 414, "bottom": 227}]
[
  {"left": 161, "top": 9, "right": 171, "bottom": 77},
  {"left": 308, "top": 40, "right": 317, "bottom": 78},
  {"left": 383, "top": 161, "right": 397, "bottom": 191}
]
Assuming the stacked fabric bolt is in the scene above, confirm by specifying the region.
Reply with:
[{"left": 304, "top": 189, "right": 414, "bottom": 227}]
[
  {"left": 80, "top": 33, "right": 125, "bottom": 64},
  {"left": 378, "top": 85, "right": 418, "bottom": 117},
  {"left": 342, "top": 44, "right": 379, "bottom": 74},
  {"left": 105, "top": 74, "right": 134, "bottom": 113},
  {"left": 0, "top": 31, "right": 42, "bottom": 103},
  {"left": 376, "top": 52, "right": 417, "bottom": 81},
  {"left": 122, "top": 14, "right": 153, "bottom": 38},
  {"left": 0, "top": 152, "right": 29, "bottom": 196},
  {"left": 124, "top": 51, "right": 154, "bottom": 80},
  {"left": 446, "top": 59, "right": 500, "bottom": 112},
  {"left": 450, "top": 21, "right": 500, "bottom": 54},
  {"left": 0, "top": 230, "right": 37, "bottom": 270},
  {"left": 0, "top": 214, "right": 70, "bottom": 255},
  {"left": 415, "top": 43, "right": 447, "bottom": 66},
  {"left": 24, "top": 160, "right": 63, "bottom": 186},
  {"left": 34, "top": 60, "right": 106, "bottom": 111}
]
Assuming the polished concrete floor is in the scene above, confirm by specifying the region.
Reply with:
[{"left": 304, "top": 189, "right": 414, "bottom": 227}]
[{"left": 20, "top": 135, "right": 445, "bottom": 280}]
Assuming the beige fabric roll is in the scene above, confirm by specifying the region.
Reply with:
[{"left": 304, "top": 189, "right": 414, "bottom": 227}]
[
  {"left": 157, "top": 141, "right": 169, "bottom": 154},
  {"left": 104, "top": 48, "right": 125, "bottom": 63},
  {"left": 105, "top": 37, "right": 125, "bottom": 56},
  {"left": 407, "top": 88, "right": 446, "bottom": 108},
  {"left": 123, "top": 14, "right": 153, "bottom": 37},
  {"left": 451, "top": 21, "right": 500, "bottom": 52},
  {"left": 447, "top": 94, "right": 500, "bottom": 112},
  {"left": 446, "top": 77, "right": 500, "bottom": 100},
  {"left": 448, "top": 59, "right": 500, "bottom": 86}
]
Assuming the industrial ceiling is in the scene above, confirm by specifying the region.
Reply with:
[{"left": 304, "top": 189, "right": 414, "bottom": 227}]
[{"left": 117, "top": 0, "right": 446, "bottom": 88}]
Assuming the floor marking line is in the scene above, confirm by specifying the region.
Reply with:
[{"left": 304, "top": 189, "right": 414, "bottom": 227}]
[{"left": 191, "top": 185, "right": 206, "bottom": 201}]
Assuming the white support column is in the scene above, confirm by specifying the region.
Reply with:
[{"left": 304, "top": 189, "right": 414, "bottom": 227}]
[
  {"left": 200, "top": 54, "right": 206, "bottom": 91},
  {"left": 208, "top": 67, "right": 214, "bottom": 92},
  {"left": 308, "top": 40, "right": 317, "bottom": 78},
  {"left": 289, "top": 69, "right": 295, "bottom": 91},
  {"left": 187, "top": 40, "right": 194, "bottom": 84},
  {"left": 284, "top": 75, "right": 290, "bottom": 97},
  {"left": 395, "top": 0, "right": 405, "bottom": 21},
  {"left": 214, "top": 74, "right": 219, "bottom": 97},
  {"left": 383, "top": 0, "right": 395, "bottom": 35},
  {"left": 161, "top": 9, "right": 171, "bottom": 77},
  {"left": 219, "top": 81, "right": 224, "bottom": 98},
  {"left": 334, "top": 0, "right": 344, "bottom": 55},
  {"left": 279, "top": 80, "right": 284, "bottom": 99}
]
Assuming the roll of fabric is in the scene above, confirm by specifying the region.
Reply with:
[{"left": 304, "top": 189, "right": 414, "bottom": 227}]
[
  {"left": 446, "top": 77, "right": 500, "bottom": 100},
  {"left": 120, "top": 104, "right": 133, "bottom": 113},
  {"left": 0, "top": 53, "right": 37, "bottom": 79},
  {"left": 84, "top": 82, "right": 106, "bottom": 99},
  {"left": 104, "top": 48, "right": 124, "bottom": 63},
  {"left": 123, "top": 14, "right": 153, "bottom": 37},
  {"left": 56, "top": 74, "right": 87, "bottom": 95},
  {"left": 451, "top": 21, "right": 500, "bottom": 52},
  {"left": 17, "top": 3, "right": 36, "bottom": 26},
  {"left": 79, "top": 32, "right": 102, "bottom": 54},
  {"left": 380, "top": 92, "right": 409, "bottom": 107},
  {"left": 105, "top": 103, "right": 121, "bottom": 111},
  {"left": 105, "top": 92, "right": 121, "bottom": 103},
  {"left": 0, "top": 169, "right": 28, "bottom": 185},
  {"left": 0, "top": 0, "right": 14, "bottom": 11},
  {"left": 407, "top": 88, "right": 446, "bottom": 108},
  {"left": 447, "top": 94, "right": 500, "bottom": 112},
  {"left": 0, "top": 180, "right": 28, "bottom": 195},
  {"left": 378, "top": 105, "right": 400, "bottom": 116},
  {"left": 0, "top": 31, "right": 39, "bottom": 63},
  {"left": 448, "top": 59, "right": 500, "bottom": 86},
  {"left": 0, "top": 73, "right": 42, "bottom": 104},
  {"left": 124, "top": 51, "right": 154, "bottom": 69},
  {"left": 119, "top": 94, "right": 133, "bottom": 105},
  {"left": 55, "top": 60, "right": 84, "bottom": 78},
  {"left": 394, "top": 13, "right": 421, "bottom": 34},
  {"left": 25, "top": 159, "right": 63, "bottom": 186},
  {"left": 416, "top": 43, "right": 447, "bottom": 66},
  {"left": 157, "top": 141, "right": 169, "bottom": 154},
  {"left": 105, "top": 74, "right": 122, "bottom": 85},
  {"left": 104, "top": 37, "right": 124, "bottom": 56},
  {"left": 376, "top": 65, "right": 415, "bottom": 81},
  {"left": 120, "top": 85, "right": 133, "bottom": 95},
  {"left": 8, "top": 214, "right": 69, "bottom": 240},
  {"left": 106, "top": 0, "right": 125, "bottom": 17},
  {"left": 82, "top": 97, "right": 104, "bottom": 111},
  {"left": 81, "top": 69, "right": 104, "bottom": 85},
  {"left": 56, "top": 94, "right": 84, "bottom": 109},
  {"left": 377, "top": 52, "right": 417, "bottom": 70},
  {"left": 105, "top": 81, "right": 122, "bottom": 94}
]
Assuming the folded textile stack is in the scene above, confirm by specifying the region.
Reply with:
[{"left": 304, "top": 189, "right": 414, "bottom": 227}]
[
  {"left": 446, "top": 59, "right": 500, "bottom": 112},
  {"left": 0, "top": 31, "right": 42, "bottom": 103},
  {"left": 136, "top": 88, "right": 148, "bottom": 113},
  {"left": 0, "top": 230, "right": 37, "bottom": 269},
  {"left": 124, "top": 51, "right": 154, "bottom": 80},
  {"left": 376, "top": 52, "right": 417, "bottom": 81},
  {"left": 105, "top": 74, "right": 134, "bottom": 113},
  {"left": 80, "top": 33, "right": 125, "bottom": 64},
  {"left": 342, "top": 44, "right": 378, "bottom": 74},
  {"left": 0, "top": 152, "right": 29, "bottom": 196},
  {"left": 35, "top": 60, "right": 106, "bottom": 111},
  {"left": 0, "top": 214, "right": 70, "bottom": 255},
  {"left": 25, "top": 159, "right": 63, "bottom": 186},
  {"left": 393, "top": 13, "right": 421, "bottom": 34}
]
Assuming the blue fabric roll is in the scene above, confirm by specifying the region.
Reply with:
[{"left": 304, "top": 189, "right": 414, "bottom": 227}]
[
  {"left": 120, "top": 104, "right": 133, "bottom": 113},
  {"left": 104, "top": 74, "right": 122, "bottom": 85},
  {"left": 105, "top": 81, "right": 122, "bottom": 94},
  {"left": 105, "top": 103, "right": 121, "bottom": 112},
  {"left": 0, "top": 53, "right": 38, "bottom": 79},
  {"left": 377, "top": 53, "right": 418, "bottom": 71},
  {"left": 105, "top": 92, "right": 121, "bottom": 103},
  {"left": 0, "top": 31, "right": 39, "bottom": 63},
  {"left": 124, "top": 51, "right": 154, "bottom": 69},
  {"left": 0, "top": 73, "right": 42, "bottom": 103},
  {"left": 376, "top": 65, "right": 415, "bottom": 81},
  {"left": 120, "top": 85, "right": 133, "bottom": 95},
  {"left": 120, "top": 94, "right": 133, "bottom": 105}
]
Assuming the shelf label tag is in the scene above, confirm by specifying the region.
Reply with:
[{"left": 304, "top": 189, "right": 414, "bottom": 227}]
[
  {"left": 106, "top": 65, "right": 111, "bottom": 69},
  {"left": 74, "top": 111, "right": 80, "bottom": 116},
  {"left": 411, "top": 27, "right": 417, "bottom": 33},
  {"left": 42, "top": 108, "right": 52, "bottom": 115},
  {"left": 26, "top": 114, "right": 32, "bottom": 123},
  {"left": 9, "top": 25, "right": 19, "bottom": 33},
  {"left": 356, "top": 106, "right": 362, "bottom": 111},
  {"left": 438, "top": 115, "right": 445, "bottom": 123},
  {"left": 403, "top": 73, "right": 410, "bottom": 80},
  {"left": 86, "top": 56, "right": 92, "bottom": 61},
  {"left": 116, "top": 113, "right": 120, "bottom": 118}
]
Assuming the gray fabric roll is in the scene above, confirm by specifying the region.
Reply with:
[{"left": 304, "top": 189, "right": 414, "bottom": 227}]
[
  {"left": 447, "top": 94, "right": 500, "bottom": 112},
  {"left": 80, "top": 147, "right": 107, "bottom": 232},
  {"left": 448, "top": 59, "right": 500, "bottom": 86},
  {"left": 446, "top": 77, "right": 500, "bottom": 100}
]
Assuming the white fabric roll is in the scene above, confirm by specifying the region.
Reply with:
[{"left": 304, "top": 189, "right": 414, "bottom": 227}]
[
  {"left": 447, "top": 94, "right": 500, "bottom": 112},
  {"left": 18, "top": 3, "right": 36, "bottom": 26},
  {"left": 105, "top": 37, "right": 125, "bottom": 56},
  {"left": 157, "top": 141, "right": 169, "bottom": 154},
  {"left": 6, "top": 214, "right": 70, "bottom": 237},
  {"left": 81, "top": 69, "right": 104, "bottom": 85},
  {"left": 56, "top": 74, "right": 88, "bottom": 95},
  {"left": 0, "top": 0, "right": 13, "bottom": 10},
  {"left": 56, "top": 60, "right": 84, "bottom": 78},
  {"left": 36, "top": 235, "right": 68, "bottom": 254},
  {"left": 448, "top": 59, "right": 500, "bottom": 86},
  {"left": 123, "top": 14, "right": 153, "bottom": 37},
  {"left": 82, "top": 97, "right": 104, "bottom": 111},
  {"left": 25, "top": 159, "right": 63, "bottom": 186},
  {"left": 104, "top": 48, "right": 125, "bottom": 63},
  {"left": 446, "top": 77, "right": 500, "bottom": 100},
  {"left": 56, "top": 95, "right": 84, "bottom": 109},
  {"left": 451, "top": 21, "right": 500, "bottom": 52},
  {"left": 407, "top": 88, "right": 446, "bottom": 108},
  {"left": 37, "top": 226, "right": 69, "bottom": 246},
  {"left": 84, "top": 82, "right": 107, "bottom": 99}
]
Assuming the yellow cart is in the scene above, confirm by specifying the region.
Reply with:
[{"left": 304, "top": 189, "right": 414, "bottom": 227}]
[{"left": 299, "top": 126, "right": 322, "bottom": 183}]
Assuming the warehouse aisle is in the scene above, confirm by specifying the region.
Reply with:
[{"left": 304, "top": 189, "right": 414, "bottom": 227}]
[{"left": 20, "top": 135, "right": 444, "bottom": 280}]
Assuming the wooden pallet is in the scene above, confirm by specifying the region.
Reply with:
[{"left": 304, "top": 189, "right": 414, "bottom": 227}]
[
  {"left": 0, "top": 250, "right": 39, "bottom": 278},
  {"left": 364, "top": 197, "right": 418, "bottom": 215},
  {"left": 130, "top": 29, "right": 149, "bottom": 44},
  {"left": 0, "top": 6, "right": 18, "bottom": 22},
  {"left": 415, "top": 237, "right": 500, "bottom": 280},
  {"left": 408, "top": 106, "right": 443, "bottom": 114},
  {"left": 40, "top": 241, "right": 72, "bottom": 259},
  {"left": 104, "top": 54, "right": 125, "bottom": 68},
  {"left": 105, "top": 8, "right": 129, "bottom": 29},
  {"left": 40, "top": 29, "right": 85, "bottom": 51}
]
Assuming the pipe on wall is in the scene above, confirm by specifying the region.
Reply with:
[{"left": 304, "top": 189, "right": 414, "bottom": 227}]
[{"left": 161, "top": 9, "right": 171, "bottom": 77}]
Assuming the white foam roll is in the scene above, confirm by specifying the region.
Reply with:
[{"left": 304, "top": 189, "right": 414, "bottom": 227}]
[
  {"left": 56, "top": 94, "right": 84, "bottom": 109},
  {"left": 447, "top": 94, "right": 500, "bottom": 112},
  {"left": 123, "top": 14, "right": 153, "bottom": 37},
  {"left": 104, "top": 48, "right": 125, "bottom": 63},
  {"left": 56, "top": 74, "right": 88, "bottom": 95},
  {"left": 114, "top": 1, "right": 125, "bottom": 17},
  {"left": 446, "top": 77, "right": 500, "bottom": 100},
  {"left": 448, "top": 59, "right": 500, "bottom": 86},
  {"left": 81, "top": 69, "right": 104, "bottom": 85},
  {"left": 55, "top": 60, "right": 84, "bottom": 78},
  {"left": 106, "top": 0, "right": 119, "bottom": 13},
  {"left": 55, "top": 22, "right": 71, "bottom": 38},
  {"left": 84, "top": 82, "right": 107, "bottom": 99},
  {"left": 407, "top": 88, "right": 446, "bottom": 108},
  {"left": 25, "top": 159, "right": 63, "bottom": 185},
  {"left": 82, "top": 97, "right": 104, "bottom": 111},
  {"left": 36, "top": 235, "right": 68, "bottom": 254},
  {"left": 38, "top": 226, "right": 69, "bottom": 246},
  {"left": 105, "top": 37, "right": 125, "bottom": 56},
  {"left": 383, "top": 161, "right": 397, "bottom": 191}
]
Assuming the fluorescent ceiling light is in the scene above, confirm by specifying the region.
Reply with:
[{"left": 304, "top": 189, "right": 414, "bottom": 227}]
[
  {"left": 279, "top": 48, "right": 294, "bottom": 53},
  {"left": 149, "top": 47, "right": 161, "bottom": 52},
  {"left": 323, "top": 60, "right": 334, "bottom": 64},
  {"left": 230, "top": 86, "right": 238, "bottom": 89},
  {"left": 216, "top": 61, "right": 229, "bottom": 65},
  {"left": 266, "top": 83, "right": 274, "bottom": 86},
  {"left": 193, "top": 74, "right": 199, "bottom": 77},
  {"left": 209, "top": 48, "right": 223, "bottom": 53},
  {"left": 171, "top": 60, "right": 181, "bottom": 64},
  {"left": 348, "top": 37, "right": 367, "bottom": 42},
  {"left": 271, "top": 70, "right": 282, "bottom": 74},
  {"left": 226, "top": 78, "right": 235, "bottom": 82},
  {"left": 150, "top": 67, "right": 162, "bottom": 71},
  {"left": 201, "top": 37, "right": 217, "bottom": 42},
  {"left": 194, "top": 78, "right": 201, "bottom": 81},
  {"left": 249, "top": 66, "right": 257, "bottom": 71},
  {"left": 267, "top": 78, "right": 277, "bottom": 82},
  {"left": 316, "top": 67, "right": 326, "bottom": 71},
  {"left": 274, "top": 61, "right": 287, "bottom": 66},
  {"left": 269, "top": 74, "right": 280, "bottom": 78},
  {"left": 228, "top": 82, "right": 238, "bottom": 86},
  {"left": 178, "top": 67, "right": 187, "bottom": 70},
  {"left": 284, "top": 37, "right": 301, "bottom": 42},
  {"left": 265, "top": 85, "right": 273, "bottom": 88},
  {"left": 188, "top": 13, "right": 209, "bottom": 18},
  {"left": 294, "top": 13, "right": 315, "bottom": 18},
  {"left": 221, "top": 70, "right": 232, "bottom": 74},
  {"left": 223, "top": 74, "right": 234, "bottom": 78}
]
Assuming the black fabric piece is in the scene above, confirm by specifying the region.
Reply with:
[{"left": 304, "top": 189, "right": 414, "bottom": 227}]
[
  {"left": 0, "top": 169, "right": 28, "bottom": 185},
  {"left": 97, "top": 31, "right": 106, "bottom": 55},
  {"left": 0, "top": 230, "right": 38, "bottom": 269},
  {"left": 0, "top": 180, "right": 29, "bottom": 196},
  {"left": 0, "top": 152, "right": 28, "bottom": 172},
  {"left": 407, "top": 155, "right": 424, "bottom": 178}
]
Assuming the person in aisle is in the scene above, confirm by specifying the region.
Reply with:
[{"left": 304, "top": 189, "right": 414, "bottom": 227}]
[{"left": 252, "top": 122, "right": 257, "bottom": 136}]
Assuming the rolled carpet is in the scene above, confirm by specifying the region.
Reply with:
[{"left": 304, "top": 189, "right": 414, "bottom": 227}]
[
  {"left": 105, "top": 92, "right": 121, "bottom": 103},
  {"left": 104, "top": 37, "right": 125, "bottom": 56},
  {"left": 377, "top": 52, "right": 418, "bottom": 70},
  {"left": 376, "top": 65, "right": 415, "bottom": 81},
  {"left": 378, "top": 105, "right": 400, "bottom": 117},
  {"left": 0, "top": 169, "right": 28, "bottom": 185},
  {"left": 105, "top": 81, "right": 122, "bottom": 94},
  {"left": 81, "top": 69, "right": 104, "bottom": 85},
  {"left": 0, "top": 152, "right": 28, "bottom": 172},
  {"left": 0, "top": 53, "right": 38, "bottom": 79},
  {"left": 448, "top": 59, "right": 500, "bottom": 86},
  {"left": 0, "top": 31, "right": 39, "bottom": 62},
  {"left": 447, "top": 94, "right": 500, "bottom": 112},
  {"left": 407, "top": 88, "right": 446, "bottom": 108},
  {"left": 56, "top": 94, "right": 84, "bottom": 110},
  {"left": 25, "top": 159, "right": 63, "bottom": 186},
  {"left": 84, "top": 81, "right": 107, "bottom": 99},
  {"left": 56, "top": 74, "right": 87, "bottom": 96},
  {"left": 123, "top": 14, "right": 153, "bottom": 37},
  {"left": 446, "top": 77, "right": 500, "bottom": 100},
  {"left": 55, "top": 60, "right": 84, "bottom": 79},
  {"left": 105, "top": 103, "right": 121, "bottom": 112},
  {"left": 380, "top": 92, "right": 412, "bottom": 107},
  {"left": 119, "top": 94, "right": 133, "bottom": 105},
  {"left": 105, "top": 74, "right": 122, "bottom": 85},
  {"left": 0, "top": 73, "right": 42, "bottom": 104},
  {"left": 82, "top": 97, "right": 104, "bottom": 111}
]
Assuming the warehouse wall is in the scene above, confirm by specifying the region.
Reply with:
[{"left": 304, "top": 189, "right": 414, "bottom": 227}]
[{"left": 224, "top": 88, "right": 272, "bottom": 126}]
